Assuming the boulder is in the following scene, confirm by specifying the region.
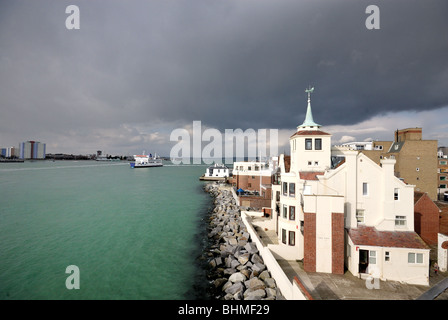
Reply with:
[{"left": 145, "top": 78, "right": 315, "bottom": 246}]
[
  {"left": 245, "top": 242, "right": 258, "bottom": 254},
  {"left": 259, "top": 270, "right": 270, "bottom": 281},
  {"left": 229, "top": 272, "right": 247, "bottom": 283},
  {"left": 246, "top": 277, "right": 266, "bottom": 291},
  {"left": 252, "top": 263, "right": 266, "bottom": 273},
  {"left": 225, "top": 282, "right": 245, "bottom": 295},
  {"left": 237, "top": 253, "right": 250, "bottom": 265},
  {"left": 264, "top": 277, "right": 276, "bottom": 289},
  {"left": 243, "top": 288, "right": 266, "bottom": 300}
]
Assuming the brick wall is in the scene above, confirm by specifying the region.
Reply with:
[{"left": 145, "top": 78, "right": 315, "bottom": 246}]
[
  {"left": 304, "top": 212, "right": 316, "bottom": 272},
  {"left": 233, "top": 174, "right": 272, "bottom": 191},
  {"left": 414, "top": 193, "right": 440, "bottom": 245},
  {"left": 239, "top": 195, "right": 271, "bottom": 209},
  {"left": 332, "top": 212, "right": 345, "bottom": 274}
]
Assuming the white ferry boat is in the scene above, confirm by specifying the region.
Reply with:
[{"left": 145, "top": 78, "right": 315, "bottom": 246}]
[{"left": 130, "top": 153, "right": 163, "bottom": 168}]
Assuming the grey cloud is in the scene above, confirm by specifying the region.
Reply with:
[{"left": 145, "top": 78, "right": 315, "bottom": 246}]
[{"left": 0, "top": 0, "right": 447, "bottom": 154}]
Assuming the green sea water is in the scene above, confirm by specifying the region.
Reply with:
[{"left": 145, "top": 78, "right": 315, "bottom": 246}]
[{"left": 0, "top": 160, "right": 213, "bottom": 300}]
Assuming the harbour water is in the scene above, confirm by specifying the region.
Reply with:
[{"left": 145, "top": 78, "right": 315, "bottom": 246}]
[{"left": 0, "top": 160, "right": 214, "bottom": 300}]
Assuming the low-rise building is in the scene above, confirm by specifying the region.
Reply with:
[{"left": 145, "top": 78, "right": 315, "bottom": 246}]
[{"left": 232, "top": 158, "right": 279, "bottom": 209}]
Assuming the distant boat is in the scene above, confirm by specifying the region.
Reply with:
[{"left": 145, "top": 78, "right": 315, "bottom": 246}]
[{"left": 130, "top": 153, "right": 163, "bottom": 168}]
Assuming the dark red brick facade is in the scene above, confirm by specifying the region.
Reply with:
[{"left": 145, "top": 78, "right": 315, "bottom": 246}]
[
  {"left": 304, "top": 211, "right": 345, "bottom": 274},
  {"left": 414, "top": 192, "right": 440, "bottom": 245},
  {"left": 232, "top": 175, "right": 272, "bottom": 191},
  {"left": 331, "top": 212, "right": 345, "bottom": 274},
  {"left": 303, "top": 212, "right": 316, "bottom": 272}
]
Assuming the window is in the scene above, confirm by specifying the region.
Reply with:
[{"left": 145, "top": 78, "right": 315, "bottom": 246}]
[
  {"left": 356, "top": 209, "right": 365, "bottom": 224},
  {"left": 283, "top": 182, "right": 288, "bottom": 196},
  {"left": 314, "top": 161, "right": 319, "bottom": 166},
  {"left": 408, "top": 252, "right": 423, "bottom": 264},
  {"left": 440, "top": 184, "right": 447, "bottom": 188},
  {"left": 308, "top": 161, "right": 312, "bottom": 166},
  {"left": 283, "top": 205, "right": 288, "bottom": 219},
  {"left": 395, "top": 215, "right": 406, "bottom": 227},
  {"left": 362, "top": 183, "right": 368, "bottom": 196},
  {"left": 315, "top": 138, "right": 322, "bottom": 150},
  {"left": 289, "top": 206, "right": 295, "bottom": 221},
  {"left": 385, "top": 251, "right": 390, "bottom": 262},
  {"left": 300, "top": 221, "right": 304, "bottom": 234},
  {"left": 416, "top": 168, "right": 420, "bottom": 172},
  {"left": 441, "top": 160, "right": 447, "bottom": 165},
  {"left": 441, "top": 176, "right": 447, "bottom": 181},
  {"left": 289, "top": 183, "right": 295, "bottom": 197},
  {"left": 288, "top": 231, "right": 295, "bottom": 246},
  {"left": 394, "top": 188, "right": 399, "bottom": 201},
  {"left": 305, "top": 138, "right": 312, "bottom": 150},
  {"left": 374, "top": 145, "right": 383, "bottom": 150},
  {"left": 369, "top": 251, "right": 377, "bottom": 264},
  {"left": 282, "top": 229, "right": 287, "bottom": 244}
]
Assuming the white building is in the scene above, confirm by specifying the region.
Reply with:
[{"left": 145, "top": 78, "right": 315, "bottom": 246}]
[
  {"left": 205, "top": 163, "right": 230, "bottom": 178},
  {"left": 19, "top": 141, "right": 46, "bottom": 159},
  {"left": 269, "top": 89, "right": 430, "bottom": 286}
]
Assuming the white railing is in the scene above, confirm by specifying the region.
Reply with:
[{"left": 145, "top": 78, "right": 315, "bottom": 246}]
[{"left": 241, "top": 212, "right": 307, "bottom": 300}]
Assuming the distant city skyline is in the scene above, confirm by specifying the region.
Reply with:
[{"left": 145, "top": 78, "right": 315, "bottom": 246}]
[{"left": 1, "top": 0, "right": 447, "bottom": 157}]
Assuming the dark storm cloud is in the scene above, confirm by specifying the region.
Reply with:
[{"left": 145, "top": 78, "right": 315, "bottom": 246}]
[{"left": 0, "top": 0, "right": 447, "bottom": 153}]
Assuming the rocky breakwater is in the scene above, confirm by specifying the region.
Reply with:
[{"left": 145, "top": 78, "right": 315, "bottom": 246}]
[{"left": 203, "top": 183, "right": 283, "bottom": 300}]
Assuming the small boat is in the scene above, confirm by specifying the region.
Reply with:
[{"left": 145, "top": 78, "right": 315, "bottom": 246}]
[{"left": 130, "top": 153, "right": 163, "bottom": 168}]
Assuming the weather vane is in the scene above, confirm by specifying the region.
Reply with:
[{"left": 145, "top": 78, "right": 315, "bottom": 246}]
[{"left": 305, "top": 86, "right": 314, "bottom": 101}]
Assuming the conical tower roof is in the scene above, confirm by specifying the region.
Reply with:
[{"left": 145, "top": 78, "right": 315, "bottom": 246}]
[{"left": 298, "top": 87, "right": 320, "bottom": 130}]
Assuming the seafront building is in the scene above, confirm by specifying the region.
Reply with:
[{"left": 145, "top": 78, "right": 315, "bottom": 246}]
[
  {"left": 0, "top": 146, "right": 19, "bottom": 158},
  {"left": 199, "top": 163, "right": 232, "bottom": 181},
  {"left": 19, "top": 141, "right": 46, "bottom": 159},
  {"left": 266, "top": 91, "right": 430, "bottom": 285},
  {"left": 362, "top": 128, "right": 438, "bottom": 200},
  {"left": 231, "top": 158, "right": 279, "bottom": 209}
]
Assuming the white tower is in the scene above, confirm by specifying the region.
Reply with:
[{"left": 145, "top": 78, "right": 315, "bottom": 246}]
[{"left": 289, "top": 87, "right": 332, "bottom": 173}]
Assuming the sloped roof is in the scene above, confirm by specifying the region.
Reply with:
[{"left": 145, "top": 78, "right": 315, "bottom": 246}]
[
  {"left": 299, "top": 171, "right": 325, "bottom": 181},
  {"left": 348, "top": 226, "right": 429, "bottom": 249},
  {"left": 290, "top": 130, "right": 331, "bottom": 138}
]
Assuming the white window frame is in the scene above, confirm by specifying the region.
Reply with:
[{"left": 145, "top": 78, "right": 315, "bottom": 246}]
[
  {"left": 356, "top": 209, "right": 365, "bottom": 225},
  {"left": 369, "top": 251, "right": 377, "bottom": 264},
  {"left": 395, "top": 215, "right": 406, "bottom": 227},
  {"left": 408, "top": 252, "right": 423, "bottom": 264},
  {"left": 394, "top": 188, "right": 399, "bottom": 201}
]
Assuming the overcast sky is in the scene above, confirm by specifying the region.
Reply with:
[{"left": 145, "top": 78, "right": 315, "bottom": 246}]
[{"left": 1, "top": 0, "right": 447, "bottom": 156}]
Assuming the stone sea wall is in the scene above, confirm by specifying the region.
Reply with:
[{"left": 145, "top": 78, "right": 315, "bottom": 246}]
[{"left": 203, "top": 183, "right": 284, "bottom": 300}]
